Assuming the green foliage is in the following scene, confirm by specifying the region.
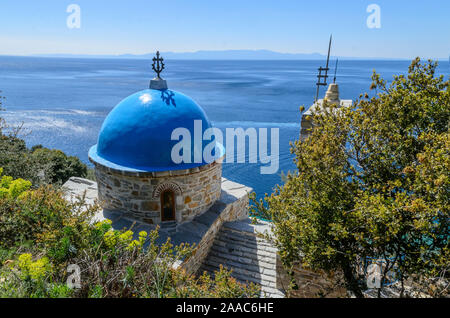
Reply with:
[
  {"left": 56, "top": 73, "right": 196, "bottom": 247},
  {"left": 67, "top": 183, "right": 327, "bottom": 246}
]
[
  {"left": 0, "top": 168, "right": 32, "bottom": 199},
  {"left": 0, "top": 168, "right": 98, "bottom": 249},
  {"left": 0, "top": 171, "right": 259, "bottom": 298},
  {"left": 252, "top": 58, "right": 449, "bottom": 297},
  {"left": 0, "top": 135, "right": 41, "bottom": 185},
  {"left": 31, "top": 146, "right": 88, "bottom": 185},
  {"left": 0, "top": 135, "right": 88, "bottom": 186},
  {"left": 0, "top": 136, "right": 88, "bottom": 186}
]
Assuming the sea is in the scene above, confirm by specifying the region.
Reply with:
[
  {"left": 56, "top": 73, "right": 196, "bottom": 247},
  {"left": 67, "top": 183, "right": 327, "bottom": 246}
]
[{"left": 0, "top": 56, "right": 448, "bottom": 199}]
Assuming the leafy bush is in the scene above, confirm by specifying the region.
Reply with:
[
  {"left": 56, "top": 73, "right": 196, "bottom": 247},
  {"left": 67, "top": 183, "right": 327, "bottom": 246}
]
[
  {"left": 0, "top": 168, "right": 32, "bottom": 199},
  {"left": 0, "top": 135, "right": 40, "bottom": 184},
  {"left": 31, "top": 146, "right": 88, "bottom": 184},
  {"left": 0, "top": 171, "right": 260, "bottom": 298},
  {"left": 0, "top": 136, "right": 88, "bottom": 186},
  {"left": 0, "top": 173, "right": 96, "bottom": 249}
]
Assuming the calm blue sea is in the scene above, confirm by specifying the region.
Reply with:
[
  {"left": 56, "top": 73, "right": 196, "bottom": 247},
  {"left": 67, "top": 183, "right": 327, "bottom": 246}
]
[{"left": 0, "top": 57, "right": 448, "bottom": 198}]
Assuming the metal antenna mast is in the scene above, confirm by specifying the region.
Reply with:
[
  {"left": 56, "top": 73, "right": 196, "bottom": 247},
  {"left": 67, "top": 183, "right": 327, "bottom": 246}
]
[
  {"left": 333, "top": 59, "right": 339, "bottom": 84},
  {"left": 315, "top": 35, "right": 332, "bottom": 102},
  {"left": 325, "top": 35, "right": 332, "bottom": 72}
]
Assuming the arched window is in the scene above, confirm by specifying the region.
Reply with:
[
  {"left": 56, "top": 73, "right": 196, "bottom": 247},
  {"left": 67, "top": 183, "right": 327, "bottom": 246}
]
[{"left": 161, "top": 190, "right": 175, "bottom": 222}]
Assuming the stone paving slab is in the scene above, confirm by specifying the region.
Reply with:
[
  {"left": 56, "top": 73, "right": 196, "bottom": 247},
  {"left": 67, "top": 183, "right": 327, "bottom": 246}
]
[
  {"left": 62, "top": 177, "right": 98, "bottom": 208},
  {"left": 220, "top": 178, "right": 253, "bottom": 203},
  {"left": 223, "top": 218, "right": 273, "bottom": 237}
]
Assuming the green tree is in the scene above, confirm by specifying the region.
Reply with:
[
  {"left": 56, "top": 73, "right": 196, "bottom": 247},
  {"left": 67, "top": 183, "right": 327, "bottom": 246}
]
[
  {"left": 0, "top": 137, "right": 88, "bottom": 186},
  {"left": 31, "top": 146, "right": 87, "bottom": 184},
  {"left": 252, "top": 58, "right": 449, "bottom": 297},
  {"left": 0, "top": 135, "right": 40, "bottom": 184}
]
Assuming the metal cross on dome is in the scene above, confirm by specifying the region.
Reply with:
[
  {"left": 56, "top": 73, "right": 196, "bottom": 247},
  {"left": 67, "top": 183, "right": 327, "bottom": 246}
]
[{"left": 152, "top": 51, "right": 165, "bottom": 79}]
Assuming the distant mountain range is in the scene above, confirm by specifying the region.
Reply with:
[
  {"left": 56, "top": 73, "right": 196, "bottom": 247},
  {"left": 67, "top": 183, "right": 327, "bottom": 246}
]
[{"left": 31, "top": 50, "right": 418, "bottom": 61}]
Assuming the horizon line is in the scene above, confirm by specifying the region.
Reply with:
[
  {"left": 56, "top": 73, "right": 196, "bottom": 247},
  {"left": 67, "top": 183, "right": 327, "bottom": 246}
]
[
  {"left": 0, "top": 49, "right": 447, "bottom": 61},
  {"left": 1, "top": 55, "right": 446, "bottom": 62}
]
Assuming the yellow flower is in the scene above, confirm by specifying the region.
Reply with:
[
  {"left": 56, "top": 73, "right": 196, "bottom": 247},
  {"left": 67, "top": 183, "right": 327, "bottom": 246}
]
[
  {"left": 138, "top": 231, "right": 148, "bottom": 245},
  {"left": 8, "top": 179, "right": 32, "bottom": 198},
  {"left": 118, "top": 230, "right": 133, "bottom": 245},
  {"left": 18, "top": 253, "right": 32, "bottom": 270},
  {"left": 125, "top": 231, "right": 148, "bottom": 251},
  {"left": 95, "top": 219, "right": 113, "bottom": 230},
  {"left": 103, "top": 230, "right": 117, "bottom": 248},
  {"left": 28, "top": 257, "right": 50, "bottom": 280},
  {"left": 17, "top": 254, "right": 51, "bottom": 280},
  {"left": 126, "top": 240, "right": 141, "bottom": 251}
]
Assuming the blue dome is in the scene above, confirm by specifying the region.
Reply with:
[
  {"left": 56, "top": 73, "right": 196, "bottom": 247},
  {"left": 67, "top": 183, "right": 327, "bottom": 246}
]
[{"left": 89, "top": 88, "right": 224, "bottom": 172}]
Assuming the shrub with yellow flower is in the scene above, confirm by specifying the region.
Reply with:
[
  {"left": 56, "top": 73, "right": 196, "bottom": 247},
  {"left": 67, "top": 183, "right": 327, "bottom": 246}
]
[
  {"left": 103, "top": 230, "right": 117, "bottom": 248},
  {"left": 0, "top": 168, "right": 32, "bottom": 199},
  {"left": 95, "top": 219, "right": 112, "bottom": 232},
  {"left": 17, "top": 253, "right": 52, "bottom": 281}
]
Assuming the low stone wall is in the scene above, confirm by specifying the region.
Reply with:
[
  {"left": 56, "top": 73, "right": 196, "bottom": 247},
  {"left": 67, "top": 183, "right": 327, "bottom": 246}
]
[
  {"left": 91, "top": 159, "right": 222, "bottom": 225},
  {"left": 179, "top": 181, "right": 250, "bottom": 275}
]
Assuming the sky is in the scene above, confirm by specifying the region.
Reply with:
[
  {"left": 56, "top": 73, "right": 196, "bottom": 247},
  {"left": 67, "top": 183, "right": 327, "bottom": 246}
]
[{"left": 0, "top": 0, "right": 449, "bottom": 59}]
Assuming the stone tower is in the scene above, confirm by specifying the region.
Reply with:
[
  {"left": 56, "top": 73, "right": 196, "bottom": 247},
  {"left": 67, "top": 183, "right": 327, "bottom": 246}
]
[
  {"left": 323, "top": 83, "right": 341, "bottom": 105},
  {"left": 300, "top": 83, "right": 352, "bottom": 140}
]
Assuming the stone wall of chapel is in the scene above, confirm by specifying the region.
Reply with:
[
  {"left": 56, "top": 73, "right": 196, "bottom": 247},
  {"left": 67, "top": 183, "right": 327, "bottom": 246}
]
[{"left": 92, "top": 160, "right": 222, "bottom": 224}]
